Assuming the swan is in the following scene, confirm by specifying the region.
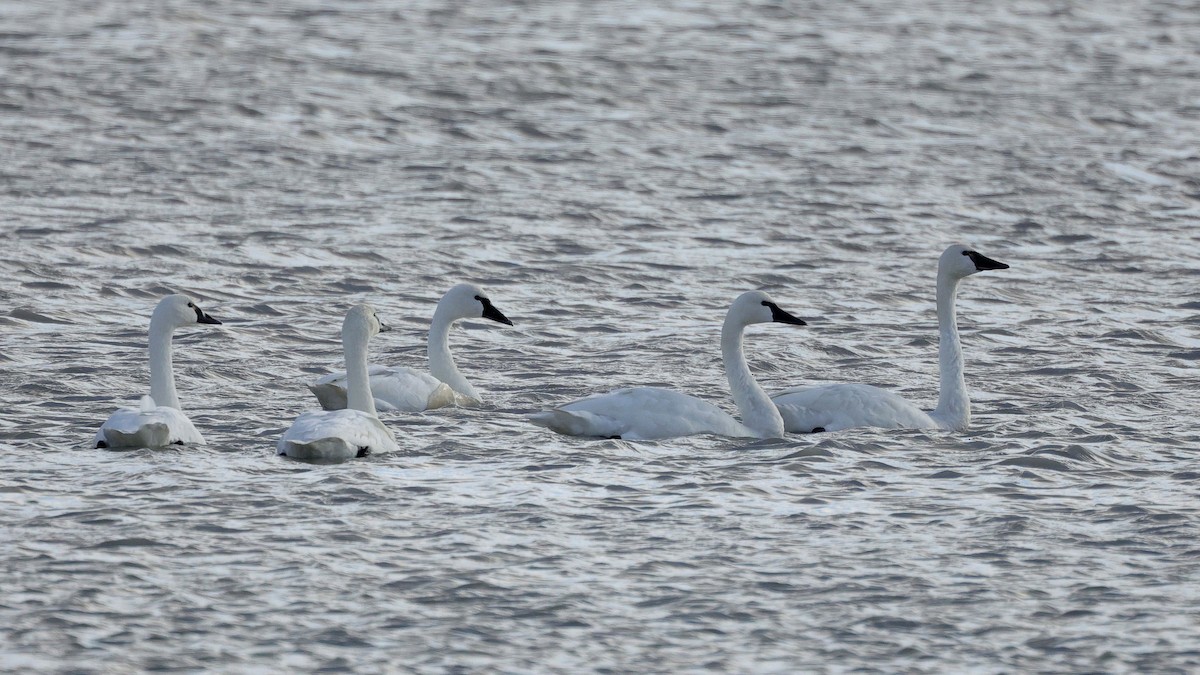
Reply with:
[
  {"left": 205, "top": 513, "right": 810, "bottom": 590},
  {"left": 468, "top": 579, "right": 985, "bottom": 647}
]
[
  {"left": 530, "top": 291, "right": 807, "bottom": 440},
  {"left": 308, "top": 283, "right": 513, "bottom": 412},
  {"left": 94, "top": 294, "right": 222, "bottom": 449},
  {"left": 772, "top": 244, "right": 1009, "bottom": 433},
  {"left": 278, "top": 304, "right": 400, "bottom": 461}
]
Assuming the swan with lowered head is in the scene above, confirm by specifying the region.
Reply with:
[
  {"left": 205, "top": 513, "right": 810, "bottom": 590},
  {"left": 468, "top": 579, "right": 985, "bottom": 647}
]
[
  {"left": 278, "top": 304, "right": 399, "bottom": 461},
  {"left": 530, "top": 291, "right": 807, "bottom": 440},
  {"left": 94, "top": 294, "right": 222, "bottom": 449},
  {"left": 772, "top": 244, "right": 1008, "bottom": 433},
  {"left": 308, "top": 283, "right": 513, "bottom": 412}
]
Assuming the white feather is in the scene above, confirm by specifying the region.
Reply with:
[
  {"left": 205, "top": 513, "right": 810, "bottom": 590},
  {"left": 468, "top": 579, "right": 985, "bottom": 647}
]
[
  {"left": 531, "top": 291, "right": 807, "bottom": 441},
  {"left": 310, "top": 283, "right": 511, "bottom": 412},
  {"left": 309, "top": 366, "right": 467, "bottom": 413},
  {"left": 530, "top": 387, "right": 751, "bottom": 440},
  {"left": 95, "top": 395, "right": 205, "bottom": 448},
  {"left": 276, "top": 409, "right": 398, "bottom": 461},
  {"left": 279, "top": 304, "right": 399, "bottom": 462},
  {"left": 773, "top": 244, "right": 1008, "bottom": 433},
  {"left": 94, "top": 295, "right": 220, "bottom": 449}
]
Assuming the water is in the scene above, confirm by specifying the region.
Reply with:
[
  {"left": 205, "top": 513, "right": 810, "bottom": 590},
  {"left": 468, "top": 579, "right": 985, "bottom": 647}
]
[{"left": 3, "top": 0, "right": 1200, "bottom": 671}]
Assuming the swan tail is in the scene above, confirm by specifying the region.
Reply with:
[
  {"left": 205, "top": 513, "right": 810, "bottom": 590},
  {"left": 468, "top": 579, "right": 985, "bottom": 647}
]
[
  {"left": 308, "top": 383, "right": 348, "bottom": 411},
  {"left": 277, "top": 437, "right": 359, "bottom": 461},
  {"left": 425, "top": 383, "right": 477, "bottom": 410},
  {"left": 99, "top": 422, "right": 171, "bottom": 449},
  {"left": 529, "top": 410, "right": 624, "bottom": 439}
]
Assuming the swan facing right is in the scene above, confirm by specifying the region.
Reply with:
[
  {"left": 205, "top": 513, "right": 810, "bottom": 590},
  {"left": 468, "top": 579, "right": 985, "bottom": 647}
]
[
  {"left": 772, "top": 244, "right": 1009, "bottom": 433},
  {"left": 530, "top": 291, "right": 807, "bottom": 441},
  {"left": 278, "top": 304, "right": 399, "bottom": 461},
  {"left": 94, "top": 294, "right": 222, "bottom": 449},
  {"left": 308, "top": 283, "right": 513, "bottom": 412}
]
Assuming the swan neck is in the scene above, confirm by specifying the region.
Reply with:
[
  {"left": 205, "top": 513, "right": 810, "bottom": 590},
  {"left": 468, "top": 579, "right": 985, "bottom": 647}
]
[
  {"left": 148, "top": 315, "right": 180, "bottom": 410},
  {"left": 428, "top": 307, "right": 478, "bottom": 398},
  {"left": 932, "top": 273, "right": 969, "bottom": 430},
  {"left": 344, "top": 328, "right": 377, "bottom": 416},
  {"left": 721, "top": 316, "right": 784, "bottom": 438}
]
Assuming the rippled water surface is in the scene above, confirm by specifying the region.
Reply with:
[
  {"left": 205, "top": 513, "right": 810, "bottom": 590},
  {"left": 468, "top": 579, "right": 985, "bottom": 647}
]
[{"left": 3, "top": 0, "right": 1200, "bottom": 671}]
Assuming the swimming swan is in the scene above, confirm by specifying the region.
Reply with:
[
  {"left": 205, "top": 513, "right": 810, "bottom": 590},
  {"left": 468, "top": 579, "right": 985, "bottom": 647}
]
[
  {"left": 94, "top": 294, "right": 222, "bottom": 448},
  {"left": 530, "top": 291, "right": 807, "bottom": 440},
  {"left": 308, "top": 283, "right": 513, "bottom": 412},
  {"left": 278, "top": 304, "right": 400, "bottom": 461},
  {"left": 772, "top": 244, "right": 1009, "bottom": 433}
]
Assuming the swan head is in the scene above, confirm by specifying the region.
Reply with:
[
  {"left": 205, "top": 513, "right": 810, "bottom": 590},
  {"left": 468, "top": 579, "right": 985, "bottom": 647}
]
[
  {"left": 343, "top": 303, "right": 390, "bottom": 341},
  {"left": 729, "top": 291, "right": 807, "bottom": 327},
  {"left": 153, "top": 294, "right": 221, "bottom": 329},
  {"left": 940, "top": 244, "right": 1009, "bottom": 279},
  {"left": 439, "top": 283, "right": 514, "bottom": 326}
]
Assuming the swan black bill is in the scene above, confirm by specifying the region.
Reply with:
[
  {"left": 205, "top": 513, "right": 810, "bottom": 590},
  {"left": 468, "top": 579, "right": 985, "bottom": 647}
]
[
  {"left": 766, "top": 302, "right": 807, "bottom": 326},
  {"left": 479, "top": 298, "right": 514, "bottom": 326},
  {"left": 195, "top": 306, "right": 222, "bottom": 324},
  {"left": 966, "top": 251, "right": 1009, "bottom": 271}
]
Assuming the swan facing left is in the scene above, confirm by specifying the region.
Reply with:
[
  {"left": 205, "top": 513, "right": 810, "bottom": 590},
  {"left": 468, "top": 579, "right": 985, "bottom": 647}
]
[
  {"left": 94, "top": 294, "right": 222, "bottom": 449},
  {"left": 277, "top": 304, "right": 399, "bottom": 461},
  {"left": 530, "top": 291, "right": 807, "bottom": 441}
]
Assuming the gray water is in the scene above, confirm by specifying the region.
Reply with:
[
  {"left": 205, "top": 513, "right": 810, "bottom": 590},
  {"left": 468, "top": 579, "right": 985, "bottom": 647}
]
[{"left": 3, "top": 0, "right": 1200, "bottom": 671}]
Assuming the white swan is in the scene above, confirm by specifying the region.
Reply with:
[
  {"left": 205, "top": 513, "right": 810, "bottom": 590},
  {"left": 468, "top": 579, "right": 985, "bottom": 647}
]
[
  {"left": 530, "top": 291, "right": 807, "bottom": 440},
  {"left": 772, "top": 244, "right": 1009, "bottom": 433},
  {"left": 94, "top": 294, "right": 222, "bottom": 449},
  {"left": 308, "top": 283, "right": 513, "bottom": 412},
  {"left": 278, "top": 304, "right": 400, "bottom": 461}
]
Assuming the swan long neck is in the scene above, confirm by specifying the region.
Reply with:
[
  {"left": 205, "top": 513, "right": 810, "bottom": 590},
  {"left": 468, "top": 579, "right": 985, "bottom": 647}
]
[
  {"left": 344, "top": 326, "right": 377, "bottom": 416},
  {"left": 148, "top": 314, "right": 181, "bottom": 410},
  {"left": 932, "top": 272, "right": 969, "bottom": 430},
  {"left": 428, "top": 306, "right": 478, "bottom": 399},
  {"left": 721, "top": 316, "right": 785, "bottom": 438}
]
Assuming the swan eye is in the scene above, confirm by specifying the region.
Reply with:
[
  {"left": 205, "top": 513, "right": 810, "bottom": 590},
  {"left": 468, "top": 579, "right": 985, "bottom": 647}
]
[
  {"left": 475, "top": 295, "right": 484, "bottom": 302},
  {"left": 187, "top": 302, "right": 194, "bottom": 307},
  {"left": 761, "top": 300, "right": 771, "bottom": 307},
  {"left": 962, "top": 250, "right": 973, "bottom": 256}
]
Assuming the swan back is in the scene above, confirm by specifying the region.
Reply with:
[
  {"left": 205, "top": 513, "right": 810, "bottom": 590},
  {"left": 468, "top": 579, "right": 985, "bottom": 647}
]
[{"left": 95, "top": 396, "right": 205, "bottom": 448}]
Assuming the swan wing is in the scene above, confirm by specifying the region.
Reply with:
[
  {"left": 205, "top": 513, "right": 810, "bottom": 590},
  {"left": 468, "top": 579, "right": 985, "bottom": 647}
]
[
  {"left": 277, "top": 409, "right": 399, "bottom": 461},
  {"left": 95, "top": 396, "right": 205, "bottom": 448},
  {"left": 531, "top": 387, "right": 749, "bottom": 440},
  {"left": 309, "top": 366, "right": 472, "bottom": 412},
  {"left": 772, "top": 383, "right": 937, "bottom": 432}
]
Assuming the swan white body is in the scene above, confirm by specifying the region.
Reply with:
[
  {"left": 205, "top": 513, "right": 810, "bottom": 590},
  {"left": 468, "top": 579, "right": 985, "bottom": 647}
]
[
  {"left": 309, "top": 284, "right": 513, "bottom": 412},
  {"left": 278, "top": 304, "right": 399, "bottom": 461},
  {"left": 772, "top": 244, "right": 1008, "bottom": 433},
  {"left": 531, "top": 291, "right": 807, "bottom": 441},
  {"left": 94, "top": 295, "right": 221, "bottom": 449}
]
